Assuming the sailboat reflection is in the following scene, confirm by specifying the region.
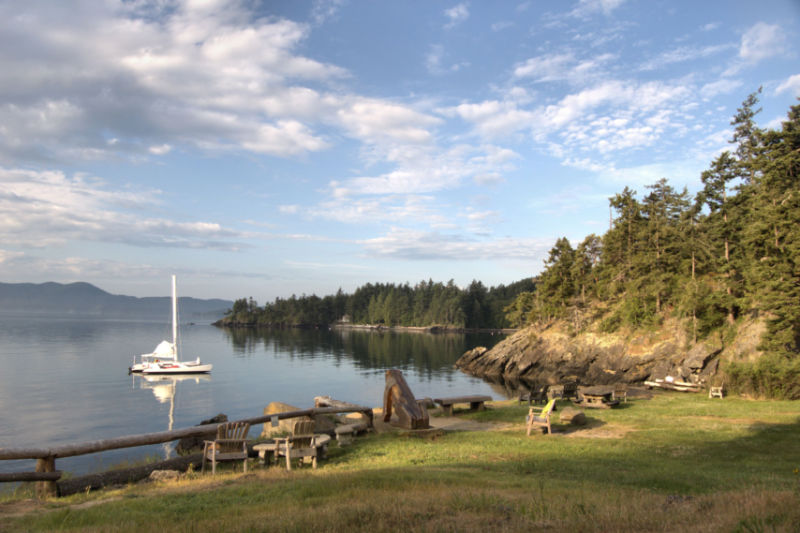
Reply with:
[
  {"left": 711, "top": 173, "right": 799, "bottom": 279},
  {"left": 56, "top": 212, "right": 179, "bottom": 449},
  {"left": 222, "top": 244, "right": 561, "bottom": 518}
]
[{"left": 133, "top": 374, "right": 211, "bottom": 459}]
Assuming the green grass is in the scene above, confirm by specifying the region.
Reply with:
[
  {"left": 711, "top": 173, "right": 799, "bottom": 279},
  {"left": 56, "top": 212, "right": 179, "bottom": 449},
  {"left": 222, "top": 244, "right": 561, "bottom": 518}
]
[{"left": 3, "top": 392, "right": 799, "bottom": 532}]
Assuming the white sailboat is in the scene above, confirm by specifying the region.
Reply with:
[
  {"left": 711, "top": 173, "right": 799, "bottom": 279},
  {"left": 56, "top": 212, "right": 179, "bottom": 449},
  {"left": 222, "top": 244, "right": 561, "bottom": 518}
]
[{"left": 129, "top": 275, "right": 213, "bottom": 374}]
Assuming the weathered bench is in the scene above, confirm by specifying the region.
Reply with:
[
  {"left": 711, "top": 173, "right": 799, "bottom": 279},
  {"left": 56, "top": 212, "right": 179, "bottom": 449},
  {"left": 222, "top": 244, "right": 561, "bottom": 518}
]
[
  {"left": 433, "top": 395, "right": 492, "bottom": 416},
  {"left": 334, "top": 421, "right": 369, "bottom": 445}
]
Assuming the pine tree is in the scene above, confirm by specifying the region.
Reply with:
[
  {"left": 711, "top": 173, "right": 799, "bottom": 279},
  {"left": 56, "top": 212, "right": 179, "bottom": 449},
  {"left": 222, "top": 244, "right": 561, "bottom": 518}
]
[{"left": 700, "top": 151, "right": 740, "bottom": 323}]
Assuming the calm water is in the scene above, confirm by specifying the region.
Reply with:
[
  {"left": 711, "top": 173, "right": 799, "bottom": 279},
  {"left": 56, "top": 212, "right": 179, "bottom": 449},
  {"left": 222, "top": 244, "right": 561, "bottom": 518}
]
[{"left": 0, "top": 316, "right": 507, "bottom": 479}]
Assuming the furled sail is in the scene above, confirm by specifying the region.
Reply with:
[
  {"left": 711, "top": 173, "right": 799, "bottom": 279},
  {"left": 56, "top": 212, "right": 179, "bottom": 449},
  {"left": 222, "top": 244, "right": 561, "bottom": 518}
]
[{"left": 143, "top": 340, "right": 176, "bottom": 359}]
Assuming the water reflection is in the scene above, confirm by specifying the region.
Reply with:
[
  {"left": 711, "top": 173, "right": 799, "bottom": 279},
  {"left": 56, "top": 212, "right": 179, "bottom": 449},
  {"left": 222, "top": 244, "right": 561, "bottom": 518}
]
[
  {"left": 219, "top": 327, "right": 506, "bottom": 379},
  {"left": 478, "top": 373, "right": 547, "bottom": 400},
  {"left": 133, "top": 374, "right": 211, "bottom": 459}
]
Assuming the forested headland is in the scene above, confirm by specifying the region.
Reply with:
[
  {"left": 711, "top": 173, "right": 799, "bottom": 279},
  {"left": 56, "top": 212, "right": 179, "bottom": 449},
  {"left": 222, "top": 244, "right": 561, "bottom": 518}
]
[
  {"left": 214, "top": 277, "right": 535, "bottom": 330},
  {"left": 500, "top": 91, "right": 800, "bottom": 398}
]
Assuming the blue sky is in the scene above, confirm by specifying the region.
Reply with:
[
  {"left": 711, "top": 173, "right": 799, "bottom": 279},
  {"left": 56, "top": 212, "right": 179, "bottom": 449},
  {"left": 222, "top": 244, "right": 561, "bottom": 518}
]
[{"left": 1, "top": 0, "right": 799, "bottom": 301}]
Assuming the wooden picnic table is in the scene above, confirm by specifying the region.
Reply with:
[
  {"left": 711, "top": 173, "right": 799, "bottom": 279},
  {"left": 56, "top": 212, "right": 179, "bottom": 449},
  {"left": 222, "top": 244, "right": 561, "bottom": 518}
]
[
  {"left": 433, "top": 395, "right": 492, "bottom": 416},
  {"left": 576, "top": 390, "right": 619, "bottom": 409}
]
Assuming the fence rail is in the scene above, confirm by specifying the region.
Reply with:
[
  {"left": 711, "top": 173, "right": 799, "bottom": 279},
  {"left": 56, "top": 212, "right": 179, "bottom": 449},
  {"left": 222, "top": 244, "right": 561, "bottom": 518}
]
[{"left": 0, "top": 404, "right": 373, "bottom": 497}]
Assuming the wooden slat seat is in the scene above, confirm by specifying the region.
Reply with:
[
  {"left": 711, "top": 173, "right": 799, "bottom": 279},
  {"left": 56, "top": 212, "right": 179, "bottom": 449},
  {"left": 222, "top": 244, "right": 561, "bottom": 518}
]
[
  {"left": 276, "top": 420, "right": 318, "bottom": 470},
  {"left": 202, "top": 421, "right": 250, "bottom": 475},
  {"left": 526, "top": 398, "right": 557, "bottom": 436}
]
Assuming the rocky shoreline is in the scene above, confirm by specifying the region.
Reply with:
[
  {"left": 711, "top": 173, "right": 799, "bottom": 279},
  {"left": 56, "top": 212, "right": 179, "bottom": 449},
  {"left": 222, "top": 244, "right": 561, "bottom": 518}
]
[{"left": 456, "top": 317, "right": 765, "bottom": 387}]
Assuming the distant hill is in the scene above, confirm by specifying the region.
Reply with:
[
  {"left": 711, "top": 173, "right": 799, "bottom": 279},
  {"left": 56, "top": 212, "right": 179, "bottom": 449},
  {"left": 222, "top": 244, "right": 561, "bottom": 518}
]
[{"left": 0, "top": 281, "right": 233, "bottom": 320}]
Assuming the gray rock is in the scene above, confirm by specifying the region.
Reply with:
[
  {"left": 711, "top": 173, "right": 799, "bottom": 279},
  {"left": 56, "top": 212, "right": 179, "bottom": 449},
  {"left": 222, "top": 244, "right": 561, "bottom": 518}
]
[
  {"left": 148, "top": 469, "right": 182, "bottom": 482},
  {"left": 175, "top": 413, "right": 228, "bottom": 455}
]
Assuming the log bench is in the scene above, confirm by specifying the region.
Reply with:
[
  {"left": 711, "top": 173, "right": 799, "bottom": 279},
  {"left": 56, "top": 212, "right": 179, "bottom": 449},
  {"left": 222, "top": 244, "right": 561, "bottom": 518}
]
[
  {"left": 334, "top": 422, "right": 369, "bottom": 445},
  {"left": 433, "top": 395, "right": 492, "bottom": 416}
]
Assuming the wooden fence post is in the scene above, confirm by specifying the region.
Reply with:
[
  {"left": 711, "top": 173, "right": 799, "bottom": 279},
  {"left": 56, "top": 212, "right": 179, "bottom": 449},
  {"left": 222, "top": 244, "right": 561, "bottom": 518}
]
[{"left": 35, "top": 456, "right": 57, "bottom": 498}]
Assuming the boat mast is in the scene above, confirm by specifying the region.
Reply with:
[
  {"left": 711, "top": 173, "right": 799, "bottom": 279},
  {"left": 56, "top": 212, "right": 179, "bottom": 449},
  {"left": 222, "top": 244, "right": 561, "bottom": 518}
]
[{"left": 171, "top": 275, "right": 178, "bottom": 361}]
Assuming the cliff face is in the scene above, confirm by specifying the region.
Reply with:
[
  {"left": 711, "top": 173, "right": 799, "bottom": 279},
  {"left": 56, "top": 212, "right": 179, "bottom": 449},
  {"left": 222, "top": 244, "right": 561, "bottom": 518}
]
[{"left": 456, "top": 317, "right": 765, "bottom": 386}]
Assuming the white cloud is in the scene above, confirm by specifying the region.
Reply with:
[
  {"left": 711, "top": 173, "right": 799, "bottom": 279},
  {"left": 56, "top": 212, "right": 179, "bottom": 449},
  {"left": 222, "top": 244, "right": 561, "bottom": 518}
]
[
  {"left": 513, "top": 52, "right": 615, "bottom": 83},
  {"left": 336, "top": 98, "right": 440, "bottom": 145},
  {"left": 775, "top": 74, "right": 800, "bottom": 96},
  {"left": 311, "top": 0, "right": 348, "bottom": 26},
  {"left": 327, "top": 142, "right": 518, "bottom": 199},
  {"left": 700, "top": 79, "right": 744, "bottom": 99},
  {"left": 570, "top": 0, "right": 627, "bottom": 18},
  {"left": 0, "top": 0, "right": 348, "bottom": 163},
  {"left": 594, "top": 161, "right": 704, "bottom": 188},
  {"left": 739, "top": 22, "right": 786, "bottom": 63},
  {"left": 640, "top": 44, "right": 734, "bottom": 72},
  {"left": 0, "top": 166, "right": 248, "bottom": 250},
  {"left": 360, "top": 227, "right": 551, "bottom": 261},
  {"left": 310, "top": 195, "right": 444, "bottom": 225},
  {"left": 148, "top": 144, "right": 172, "bottom": 155},
  {"left": 425, "top": 44, "right": 470, "bottom": 75},
  {"left": 445, "top": 100, "right": 535, "bottom": 138},
  {"left": 0, "top": 248, "right": 24, "bottom": 264},
  {"left": 444, "top": 3, "right": 469, "bottom": 29}
]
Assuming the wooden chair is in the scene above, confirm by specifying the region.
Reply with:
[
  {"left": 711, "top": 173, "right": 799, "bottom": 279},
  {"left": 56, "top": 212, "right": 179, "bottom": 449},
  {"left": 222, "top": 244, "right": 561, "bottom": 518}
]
[
  {"left": 562, "top": 382, "right": 579, "bottom": 401},
  {"left": 202, "top": 421, "right": 250, "bottom": 475},
  {"left": 526, "top": 398, "right": 557, "bottom": 436},
  {"left": 709, "top": 383, "right": 725, "bottom": 399},
  {"left": 519, "top": 385, "right": 548, "bottom": 406},
  {"left": 613, "top": 384, "right": 628, "bottom": 403},
  {"left": 276, "top": 420, "right": 318, "bottom": 470}
]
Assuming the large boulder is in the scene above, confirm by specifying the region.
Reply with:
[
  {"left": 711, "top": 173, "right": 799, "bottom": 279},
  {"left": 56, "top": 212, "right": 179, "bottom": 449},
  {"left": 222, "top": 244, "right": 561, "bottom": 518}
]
[{"left": 260, "top": 402, "right": 307, "bottom": 438}]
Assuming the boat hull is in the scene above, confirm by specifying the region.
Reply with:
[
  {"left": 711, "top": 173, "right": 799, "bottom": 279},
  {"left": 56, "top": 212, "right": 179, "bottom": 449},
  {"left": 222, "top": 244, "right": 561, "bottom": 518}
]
[{"left": 141, "top": 362, "right": 213, "bottom": 374}]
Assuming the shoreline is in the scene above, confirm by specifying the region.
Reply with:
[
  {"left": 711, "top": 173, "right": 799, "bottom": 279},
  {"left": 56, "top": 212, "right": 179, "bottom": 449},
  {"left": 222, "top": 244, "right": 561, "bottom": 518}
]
[{"left": 213, "top": 321, "right": 516, "bottom": 335}]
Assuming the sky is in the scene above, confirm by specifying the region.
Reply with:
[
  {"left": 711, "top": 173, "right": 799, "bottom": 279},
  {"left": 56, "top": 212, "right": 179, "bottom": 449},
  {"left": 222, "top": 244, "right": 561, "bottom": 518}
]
[{"left": 1, "top": 0, "right": 799, "bottom": 302}]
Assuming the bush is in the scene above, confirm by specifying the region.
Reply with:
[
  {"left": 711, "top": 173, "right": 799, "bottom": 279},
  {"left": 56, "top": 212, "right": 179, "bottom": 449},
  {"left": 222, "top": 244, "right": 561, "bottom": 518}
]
[{"left": 726, "top": 354, "right": 800, "bottom": 399}]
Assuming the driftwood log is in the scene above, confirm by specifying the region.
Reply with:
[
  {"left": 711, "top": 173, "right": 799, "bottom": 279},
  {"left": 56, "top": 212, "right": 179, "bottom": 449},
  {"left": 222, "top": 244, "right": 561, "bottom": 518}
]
[
  {"left": 313, "top": 396, "right": 374, "bottom": 427},
  {"left": 57, "top": 453, "right": 203, "bottom": 497},
  {"left": 382, "top": 369, "right": 429, "bottom": 429}
]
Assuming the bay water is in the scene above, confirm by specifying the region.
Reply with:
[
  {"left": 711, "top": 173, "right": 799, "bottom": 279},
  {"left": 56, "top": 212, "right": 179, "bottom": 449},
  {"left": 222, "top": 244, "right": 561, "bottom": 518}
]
[{"left": 0, "top": 316, "right": 507, "bottom": 480}]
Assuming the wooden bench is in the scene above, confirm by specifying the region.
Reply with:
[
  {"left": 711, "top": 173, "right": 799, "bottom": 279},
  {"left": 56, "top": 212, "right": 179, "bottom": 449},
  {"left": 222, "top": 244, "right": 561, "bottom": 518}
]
[
  {"left": 433, "top": 395, "right": 492, "bottom": 416},
  {"left": 334, "top": 421, "right": 369, "bottom": 445}
]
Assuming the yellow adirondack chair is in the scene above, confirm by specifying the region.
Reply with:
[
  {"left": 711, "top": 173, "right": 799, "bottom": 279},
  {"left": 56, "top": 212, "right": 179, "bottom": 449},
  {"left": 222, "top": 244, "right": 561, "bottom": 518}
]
[
  {"left": 202, "top": 421, "right": 250, "bottom": 475},
  {"left": 526, "top": 398, "right": 556, "bottom": 436}
]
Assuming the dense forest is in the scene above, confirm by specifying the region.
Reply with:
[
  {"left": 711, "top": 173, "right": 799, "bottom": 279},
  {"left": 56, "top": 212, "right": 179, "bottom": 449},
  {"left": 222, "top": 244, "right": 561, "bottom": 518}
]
[
  {"left": 216, "top": 277, "right": 535, "bottom": 330},
  {"left": 505, "top": 91, "right": 799, "bottom": 397}
]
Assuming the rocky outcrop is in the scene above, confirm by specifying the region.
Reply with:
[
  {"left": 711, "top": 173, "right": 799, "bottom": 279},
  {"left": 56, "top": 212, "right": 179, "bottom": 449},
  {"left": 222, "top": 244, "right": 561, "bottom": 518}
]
[
  {"left": 455, "top": 319, "right": 744, "bottom": 386},
  {"left": 175, "top": 413, "right": 228, "bottom": 454}
]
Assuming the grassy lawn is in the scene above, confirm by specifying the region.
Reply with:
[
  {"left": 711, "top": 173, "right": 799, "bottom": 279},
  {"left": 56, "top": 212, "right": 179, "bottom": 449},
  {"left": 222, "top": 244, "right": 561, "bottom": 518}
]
[{"left": 2, "top": 392, "right": 799, "bottom": 532}]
